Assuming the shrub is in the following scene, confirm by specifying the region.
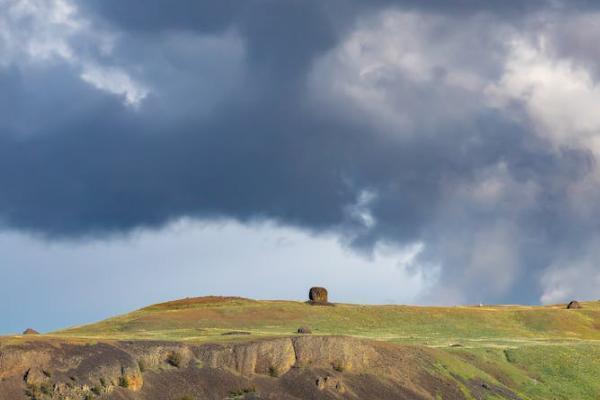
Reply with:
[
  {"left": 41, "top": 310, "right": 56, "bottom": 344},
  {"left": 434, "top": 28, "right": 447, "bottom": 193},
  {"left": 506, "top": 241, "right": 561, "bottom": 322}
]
[
  {"left": 91, "top": 385, "right": 102, "bottom": 395},
  {"left": 332, "top": 362, "right": 345, "bottom": 372},
  {"left": 504, "top": 349, "right": 515, "bottom": 363},
  {"left": 138, "top": 359, "right": 146, "bottom": 372},
  {"left": 40, "top": 382, "right": 53, "bottom": 395},
  {"left": 297, "top": 326, "right": 312, "bottom": 334},
  {"left": 119, "top": 375, "right": 130, "bottom": 388},
  {"left": 24, "top": 384, "right": 38, "bottom": 399},
  {"left": 167, "top": 352, "right": 183, "bottom": 367},
  {"left": 228, "top": 386, "right": 257, "bottom": 398}
]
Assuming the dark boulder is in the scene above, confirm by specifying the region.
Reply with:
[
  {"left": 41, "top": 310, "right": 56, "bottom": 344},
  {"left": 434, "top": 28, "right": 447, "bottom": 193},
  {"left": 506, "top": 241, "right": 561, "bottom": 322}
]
[
  {"left": 309, "top": 287, "right": 328, "bottom": 303},
  {"left": 297, "top": 327, "right": 312, "bottom": 334},
  {"left": 566, "top": 300, "right": 582, "bottom": 309}
]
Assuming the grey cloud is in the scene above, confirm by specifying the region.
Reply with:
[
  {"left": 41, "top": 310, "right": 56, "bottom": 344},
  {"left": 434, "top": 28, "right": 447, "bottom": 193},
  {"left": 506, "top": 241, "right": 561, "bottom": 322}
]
[{"left": 1, "top": 0, "right": 600, "bottom": 304}]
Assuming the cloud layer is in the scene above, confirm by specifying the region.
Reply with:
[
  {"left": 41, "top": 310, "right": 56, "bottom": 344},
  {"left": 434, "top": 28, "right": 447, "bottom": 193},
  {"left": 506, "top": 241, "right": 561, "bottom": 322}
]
[{"left": 2, "top": 0, "right": 600, "bottom": 305}]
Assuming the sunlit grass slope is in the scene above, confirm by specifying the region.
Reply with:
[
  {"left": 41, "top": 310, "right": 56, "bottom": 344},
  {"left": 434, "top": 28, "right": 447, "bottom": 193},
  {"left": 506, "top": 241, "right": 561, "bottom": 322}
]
[{"left": 55, "top": 296, "right": 600, "bottom": 346}]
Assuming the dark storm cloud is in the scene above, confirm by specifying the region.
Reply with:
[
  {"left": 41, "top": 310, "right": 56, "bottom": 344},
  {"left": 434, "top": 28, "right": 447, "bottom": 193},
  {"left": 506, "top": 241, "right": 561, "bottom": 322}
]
[{"left": 2, "top": 0, "right": 600, "bottom": 304}]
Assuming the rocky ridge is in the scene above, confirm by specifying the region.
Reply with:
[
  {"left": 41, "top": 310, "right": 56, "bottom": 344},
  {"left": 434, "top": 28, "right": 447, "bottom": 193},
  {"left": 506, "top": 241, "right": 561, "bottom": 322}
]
[{"left": 0, "top": 335, "right": 500, "bottom": 400}]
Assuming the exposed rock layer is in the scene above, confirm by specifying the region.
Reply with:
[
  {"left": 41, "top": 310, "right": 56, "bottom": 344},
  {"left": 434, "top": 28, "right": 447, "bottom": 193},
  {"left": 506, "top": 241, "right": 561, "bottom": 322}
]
[{"left": 0, "top": 336, "right": 520, "bottom": 400}]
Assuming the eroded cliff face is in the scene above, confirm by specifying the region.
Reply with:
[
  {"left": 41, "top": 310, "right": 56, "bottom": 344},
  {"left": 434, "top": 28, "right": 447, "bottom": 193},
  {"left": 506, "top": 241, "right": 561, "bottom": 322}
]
[
  {"left": 0, "top": 336, "right": 514, "bottom": 400},
  {"left": 0, "top": 339, "right": 143, "bottom": 399}
]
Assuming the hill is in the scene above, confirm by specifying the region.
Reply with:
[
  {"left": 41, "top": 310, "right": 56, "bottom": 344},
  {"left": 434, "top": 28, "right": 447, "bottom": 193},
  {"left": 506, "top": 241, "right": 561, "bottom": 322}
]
[
  {"left": 1, "top": 296, "right": 600, "bottom": 399},
  {"left": 56, "top": 296, "right": 600, "bottom": 346}
]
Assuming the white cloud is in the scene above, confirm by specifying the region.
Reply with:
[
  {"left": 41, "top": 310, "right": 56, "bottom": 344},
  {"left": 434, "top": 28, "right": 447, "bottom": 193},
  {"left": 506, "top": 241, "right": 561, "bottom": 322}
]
[
  {"left": 345, "top": 189, "right": 377, "bottom": 229},
  {"left": 487, "top": 30, "right": 600, "bottom": 249},
  {"left": 81, "top": 64, "right": 149, "bottom": 106},
  {"left": 1, "top": 0, "right": 80, "bottom": 64},
  {"left": 311, "top": 7, "right": 600, "bottom": 154},
  {"left": 0, "top": 0, "right": 147, "bottom": 107},
  {"left": 1, "top": 0, "right": 249, "bottom": 109},
  {"left": 309, "top": 10, "right": 505, "bottom": 135},
  {"left": 488, "top": 37, "right": 600, "bottom": 155}
]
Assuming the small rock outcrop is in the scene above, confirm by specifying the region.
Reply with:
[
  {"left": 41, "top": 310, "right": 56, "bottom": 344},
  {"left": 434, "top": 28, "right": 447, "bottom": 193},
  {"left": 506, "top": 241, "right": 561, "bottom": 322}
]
[
  {"left": 316, "top": 375, "right": 345, "bottom": 392},
  {"left": 309, "top": 287, "right": 328, "bottom": 304},
  {"left": 22, "top": 328, "right": 40, "bottom": 335},
  {"left": 566, "top": 300, "right": 582, "bottom": 309},
  {"left": 297, "top": 327, "right": 312, "bottom": 334}
]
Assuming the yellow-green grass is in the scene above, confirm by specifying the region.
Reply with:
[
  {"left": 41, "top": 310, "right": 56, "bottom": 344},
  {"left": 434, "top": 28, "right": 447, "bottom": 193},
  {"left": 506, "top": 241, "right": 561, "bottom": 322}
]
[
  {"left": 418, "top": 343, "right": 600, "bottom": 400},
  {"left": 52, "top": 296, "right": 600, "bottom": 347}
]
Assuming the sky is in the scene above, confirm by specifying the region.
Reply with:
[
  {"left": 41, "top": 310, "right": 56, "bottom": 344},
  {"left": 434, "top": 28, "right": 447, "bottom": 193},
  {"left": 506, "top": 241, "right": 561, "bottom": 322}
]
[{"left": 2, "top": 0, "right": 600, "bottom": 334}]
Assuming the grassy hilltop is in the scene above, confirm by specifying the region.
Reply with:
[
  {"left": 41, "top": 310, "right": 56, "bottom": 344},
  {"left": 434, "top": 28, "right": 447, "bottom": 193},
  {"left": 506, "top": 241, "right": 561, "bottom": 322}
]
[
  {"left": 47, "top": 296, "right": 600, "bottom": 399},
  {"left": 56, "top": 296, "right": 600, "bottom": 345}
]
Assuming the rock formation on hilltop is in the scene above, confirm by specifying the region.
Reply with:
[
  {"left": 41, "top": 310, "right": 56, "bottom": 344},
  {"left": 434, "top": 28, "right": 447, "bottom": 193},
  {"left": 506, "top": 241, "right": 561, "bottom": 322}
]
[
  {"left": 567, "top": 300, "right": 582, "bottom": 309},
  {"left": 308, "top": 287, "right": 328, "bottom": 304}
]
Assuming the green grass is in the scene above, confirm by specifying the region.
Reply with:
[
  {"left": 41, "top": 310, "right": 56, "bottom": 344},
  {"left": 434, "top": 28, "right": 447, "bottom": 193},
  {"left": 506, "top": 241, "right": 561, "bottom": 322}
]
[
  {"left": 54, "top": 297, "right": 600, "bottom": 346},
  {"left": 44, "top": 296, "right": 600, "bottom": 399},
  {"left": 503, "top": 344, "right": 600, "bottom": 399}
]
